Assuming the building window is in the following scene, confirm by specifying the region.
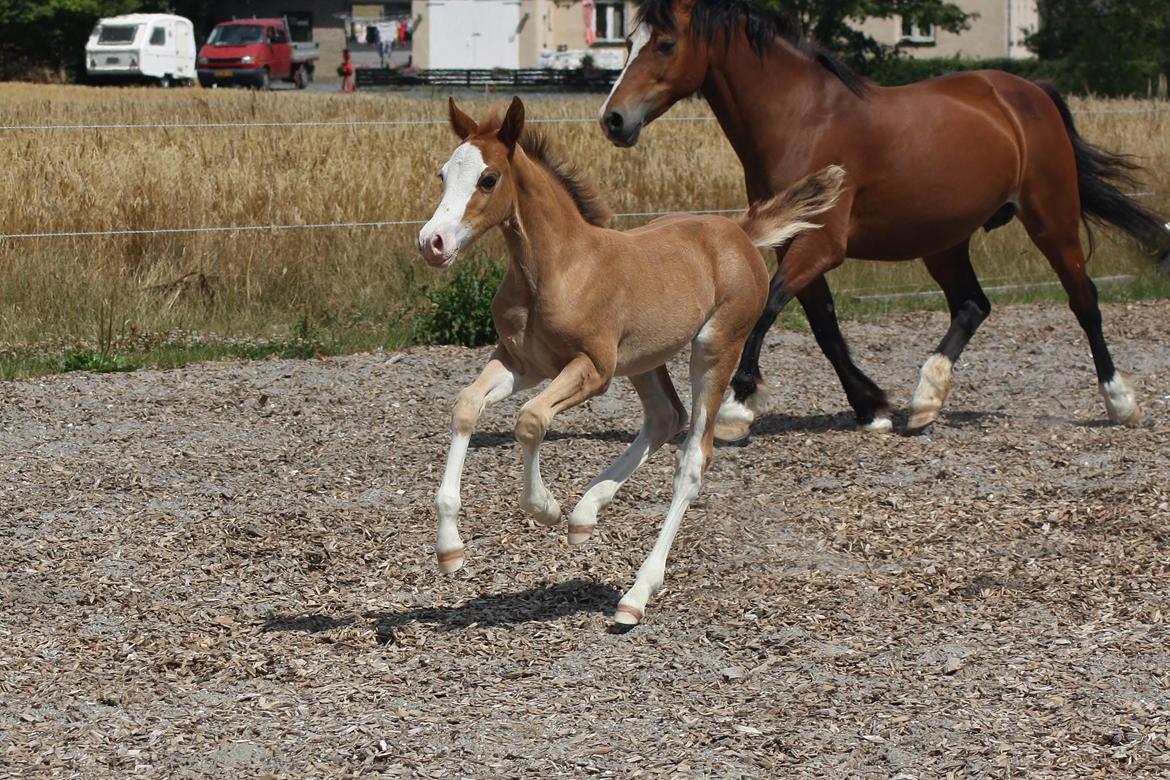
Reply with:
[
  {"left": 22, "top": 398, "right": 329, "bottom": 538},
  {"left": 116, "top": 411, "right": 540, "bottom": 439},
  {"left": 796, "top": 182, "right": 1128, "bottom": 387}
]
[
  {"left": 595, "top": 1, "right": 626, "bottom": 43},
  {"left": 898, "top": 17, "right": 935, "bottom": 45},
  {"left": 285, "top": 12, "right": 313, "bottom": 43},
  {"left": 149, "top": 26, "right": 166, "bottom": 46}
]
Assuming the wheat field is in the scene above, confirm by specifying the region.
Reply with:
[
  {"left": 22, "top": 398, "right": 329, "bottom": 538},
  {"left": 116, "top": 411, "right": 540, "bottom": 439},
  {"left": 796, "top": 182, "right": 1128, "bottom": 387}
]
[{"left": 0, "top": 83, "right": 1167, "bottom": 374}]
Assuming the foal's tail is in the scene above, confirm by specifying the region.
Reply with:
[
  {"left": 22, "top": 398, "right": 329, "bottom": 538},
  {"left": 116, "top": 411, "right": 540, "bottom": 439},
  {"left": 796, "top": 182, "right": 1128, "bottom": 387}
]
[
  {"left": 1041, "top": 83, "right": 1170, "bottom": 264},
  {"left": 738, "top": 165, "right": 846, "bottom": 249}
]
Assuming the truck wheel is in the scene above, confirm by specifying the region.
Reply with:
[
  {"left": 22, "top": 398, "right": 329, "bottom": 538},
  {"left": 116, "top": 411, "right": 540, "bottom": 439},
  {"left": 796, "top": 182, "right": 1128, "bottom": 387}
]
[
  {"left": 258, "top": 68, "right": 270, "bottom": 90},
  {"left": 158, "top": 75, "right": 172, "bottom": 88},
  {"left": 295, "top": 65, "right": 312, "bottom": 89}
]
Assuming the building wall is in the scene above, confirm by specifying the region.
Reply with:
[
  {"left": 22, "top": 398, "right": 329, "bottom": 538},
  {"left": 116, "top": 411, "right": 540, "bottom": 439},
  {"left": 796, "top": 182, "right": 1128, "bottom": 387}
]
[
  {"left": 410, "top": 0, "right": 634, "bottom": 69},
  {"left": 858, "top": 0, "right": 1039, "bottom": 60}
]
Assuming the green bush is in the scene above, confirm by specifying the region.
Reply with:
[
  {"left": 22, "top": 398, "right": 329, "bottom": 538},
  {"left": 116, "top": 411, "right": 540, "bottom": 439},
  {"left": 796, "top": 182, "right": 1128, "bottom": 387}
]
[{"left": 411, "top": 253, "right": 503, "bottom": 347}]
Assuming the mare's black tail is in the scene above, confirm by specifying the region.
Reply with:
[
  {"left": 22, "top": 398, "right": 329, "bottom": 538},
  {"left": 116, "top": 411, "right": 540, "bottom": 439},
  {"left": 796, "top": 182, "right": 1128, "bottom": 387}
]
[{"left": 1041, "top": 82, "right": 1170, "bottom": 266}]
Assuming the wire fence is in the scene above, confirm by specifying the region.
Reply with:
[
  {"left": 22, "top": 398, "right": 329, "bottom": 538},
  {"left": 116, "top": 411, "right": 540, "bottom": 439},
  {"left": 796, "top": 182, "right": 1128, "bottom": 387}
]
[
  {"left": 0, "top": 104, "right": 1164, "bottom": 242},
  {"left": 1, "top": 106, "right": 1167, "bottom": 133}
]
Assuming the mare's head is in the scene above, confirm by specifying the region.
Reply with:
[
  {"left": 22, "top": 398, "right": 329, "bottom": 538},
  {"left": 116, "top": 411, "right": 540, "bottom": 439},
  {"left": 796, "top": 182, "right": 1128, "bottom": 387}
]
[
  {"left": 417, "top": 97, "right": 526, "bottom": 268},
  {"left": 599, "top": 0, "right": 711, "bottom": 147}
]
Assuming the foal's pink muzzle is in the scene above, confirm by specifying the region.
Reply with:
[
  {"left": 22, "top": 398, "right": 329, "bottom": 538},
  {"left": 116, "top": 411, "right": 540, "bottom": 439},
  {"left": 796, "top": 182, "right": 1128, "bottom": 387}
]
[{"left": 417, "top": 227, "right": 457, "bottom": 269}]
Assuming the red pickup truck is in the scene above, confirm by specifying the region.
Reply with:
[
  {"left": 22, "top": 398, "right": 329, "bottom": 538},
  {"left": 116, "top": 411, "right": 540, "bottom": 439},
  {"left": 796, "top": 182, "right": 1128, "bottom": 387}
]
[{"left": 197, "top": 18, "right": 318, "bottom": 89}]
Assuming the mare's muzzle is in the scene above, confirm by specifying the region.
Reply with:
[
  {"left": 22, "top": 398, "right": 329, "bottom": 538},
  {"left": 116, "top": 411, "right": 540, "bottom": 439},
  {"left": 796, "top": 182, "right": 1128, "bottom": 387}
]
[{"left": 601, "top": 108, "right": 643, "bottom": 148}]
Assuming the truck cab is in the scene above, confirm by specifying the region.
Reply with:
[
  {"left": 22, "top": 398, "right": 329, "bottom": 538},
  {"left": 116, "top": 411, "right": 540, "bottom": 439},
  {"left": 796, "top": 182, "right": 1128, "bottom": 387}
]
[{"left": 197, "top": 18, "right": 318, "bottom": 89}]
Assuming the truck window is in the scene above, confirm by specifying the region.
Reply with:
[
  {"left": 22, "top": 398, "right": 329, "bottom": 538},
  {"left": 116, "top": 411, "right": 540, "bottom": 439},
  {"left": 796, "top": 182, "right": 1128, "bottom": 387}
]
[
  {"left": 206, "top": 25, "right": 265, "bottom": 45},
  {"left": 97, "top": 25, "right": 139, "bottom": 44},
  {"left": 150, "top": 27, "right": 166, "bottom": 46}
]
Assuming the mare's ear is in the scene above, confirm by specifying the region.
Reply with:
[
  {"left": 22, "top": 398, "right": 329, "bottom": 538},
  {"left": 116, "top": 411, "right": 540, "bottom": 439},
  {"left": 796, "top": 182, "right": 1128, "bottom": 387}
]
[
  {"left": 498, "top": 96, "right": 525, "bottom": 153},
  {"left": 448, "top": 97, "right": 478, "bottom": 140}
]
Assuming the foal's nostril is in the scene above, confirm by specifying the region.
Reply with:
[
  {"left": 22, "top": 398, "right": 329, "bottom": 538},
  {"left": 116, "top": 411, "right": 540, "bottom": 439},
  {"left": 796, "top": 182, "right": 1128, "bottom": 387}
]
[
  {"left": 604, "top": 111, "right": 624, "bottom": 134},
  {"left": 430, "top": 234, "right": 444, "bottom": 254}
]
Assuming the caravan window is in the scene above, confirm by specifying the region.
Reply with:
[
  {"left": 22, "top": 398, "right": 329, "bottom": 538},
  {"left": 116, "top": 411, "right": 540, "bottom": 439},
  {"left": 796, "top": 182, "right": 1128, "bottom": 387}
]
[
  {"left": 98, "top": 25, "right": 140, "bottom": 44},
  {"left": 149, "top": 27, "right": 166, "bottom": 46}
]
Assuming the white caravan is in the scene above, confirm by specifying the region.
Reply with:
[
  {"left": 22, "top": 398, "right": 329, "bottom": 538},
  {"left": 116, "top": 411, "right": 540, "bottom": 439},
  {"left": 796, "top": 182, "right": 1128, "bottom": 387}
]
[{"left": 86, "top": 14, "right": 196, "bottom": 86}]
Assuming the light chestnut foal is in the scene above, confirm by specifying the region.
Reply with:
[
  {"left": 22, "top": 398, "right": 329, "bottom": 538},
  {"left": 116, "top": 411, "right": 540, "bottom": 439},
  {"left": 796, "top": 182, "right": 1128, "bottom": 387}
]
[{"left": 417, "top": 97, "right": 843, "bottom": 626}]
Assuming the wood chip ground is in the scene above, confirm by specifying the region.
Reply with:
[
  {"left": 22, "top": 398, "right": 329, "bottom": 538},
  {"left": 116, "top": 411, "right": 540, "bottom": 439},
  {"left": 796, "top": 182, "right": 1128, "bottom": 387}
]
[{"left": 2, "top": 301, "right": 1169, "bottom": 778}]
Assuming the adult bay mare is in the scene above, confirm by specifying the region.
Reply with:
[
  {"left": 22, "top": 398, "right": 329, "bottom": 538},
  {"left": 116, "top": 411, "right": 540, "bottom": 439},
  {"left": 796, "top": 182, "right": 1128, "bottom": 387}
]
[{"left": 600, "top": 0, "right": 1170, "bottom": 438}]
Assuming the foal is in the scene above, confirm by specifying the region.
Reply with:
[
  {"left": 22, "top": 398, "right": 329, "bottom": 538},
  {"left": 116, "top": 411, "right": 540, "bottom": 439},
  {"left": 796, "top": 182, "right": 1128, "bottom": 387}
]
[{"left": 417, "top": 97, "right": 843, "bottom": 625}]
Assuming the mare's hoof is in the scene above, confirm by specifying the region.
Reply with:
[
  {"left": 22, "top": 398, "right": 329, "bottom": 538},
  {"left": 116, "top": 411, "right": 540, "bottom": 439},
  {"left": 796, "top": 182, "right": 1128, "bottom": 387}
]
[
  {"left": 861, "top": 413, "right": 893, "bottom": 433},
  {"left": 532, "top": 500, "right": 562, "bottom": 527},
  {"left": 436, "top": 548, "right": 465, "bottom": 574}
]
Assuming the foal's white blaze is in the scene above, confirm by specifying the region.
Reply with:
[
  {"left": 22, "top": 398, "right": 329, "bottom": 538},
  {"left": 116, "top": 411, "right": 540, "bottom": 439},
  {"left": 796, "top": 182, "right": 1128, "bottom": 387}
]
[
  {"left": 1100, "top": 373, "right": 1142, "bottom": 426},
  {"left": 908, "top": 353, "right": 953, "bottom": 429},
  {"left": 599, "top": 22, "right": 651, "bottom": 120},
  {"left": 418, "top": 143, "right": 486, "bottom": 268}
]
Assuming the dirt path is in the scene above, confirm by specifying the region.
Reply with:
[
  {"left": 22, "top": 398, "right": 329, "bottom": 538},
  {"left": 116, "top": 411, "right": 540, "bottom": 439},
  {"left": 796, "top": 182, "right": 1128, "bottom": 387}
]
[{"left": 2, "top": 301, "right": 1169, "bottom": 778}]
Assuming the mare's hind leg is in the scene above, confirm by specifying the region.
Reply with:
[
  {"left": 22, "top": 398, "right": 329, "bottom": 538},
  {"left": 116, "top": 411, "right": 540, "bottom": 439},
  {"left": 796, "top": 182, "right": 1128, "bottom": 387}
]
[
  {"left": 567, "top": 366, "right": 687, "bottom": 545},
  {"left": 717, "top": 228, "right": 859, "bottom": 439},
  {"left": 515, "top": 355, "right": 611, "bottom": 527},
  {"left": 615, "top": 328, "right": 740, "bottom": 626},
  {"left": 1019, "top": 206, "right": 1141, "bottom": 426},
  {"left": 908, "top": 240, "right": 992, "bottom": 430}
]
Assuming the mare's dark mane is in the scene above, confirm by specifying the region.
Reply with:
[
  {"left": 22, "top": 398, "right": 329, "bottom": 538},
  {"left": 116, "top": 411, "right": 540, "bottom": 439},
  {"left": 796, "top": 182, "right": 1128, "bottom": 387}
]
[
  {"left": 636, "top": 0, "right": 871, "bottom": 98},
  {"left": 479, "top": 113, "right": 612, "bottom": 226}
]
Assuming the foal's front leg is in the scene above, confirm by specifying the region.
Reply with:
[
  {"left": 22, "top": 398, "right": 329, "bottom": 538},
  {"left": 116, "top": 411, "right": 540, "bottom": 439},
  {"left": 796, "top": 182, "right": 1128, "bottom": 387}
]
[
  {"left": 515, "top": 355, "right": 610, "bottom": 527},
  {"left": 435, "top": 347, "right": 536, "bottom": 573}
]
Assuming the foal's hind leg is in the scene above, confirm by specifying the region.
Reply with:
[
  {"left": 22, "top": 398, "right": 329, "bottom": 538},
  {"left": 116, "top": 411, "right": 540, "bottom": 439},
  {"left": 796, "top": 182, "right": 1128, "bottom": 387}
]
[
  {"left": 908, "top": 240, "right": 992, "bottom": 430},
  {"left": 515, "top": 355, "right": 611, "bottom": 527},
  {"left": 1019, "top": 207, "right": 1141, "bottom": 425},
  {"left": 567, "top": 366, "right": 687, "bottom": 545},
  {"left": 615, "top": 330, "right": 739, "bottom": 625}
]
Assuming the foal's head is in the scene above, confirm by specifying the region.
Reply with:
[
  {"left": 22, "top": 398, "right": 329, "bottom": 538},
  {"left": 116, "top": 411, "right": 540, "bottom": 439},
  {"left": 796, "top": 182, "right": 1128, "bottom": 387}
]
[{"left": 417, "top": 97, "right": 526, "bottom": 268}]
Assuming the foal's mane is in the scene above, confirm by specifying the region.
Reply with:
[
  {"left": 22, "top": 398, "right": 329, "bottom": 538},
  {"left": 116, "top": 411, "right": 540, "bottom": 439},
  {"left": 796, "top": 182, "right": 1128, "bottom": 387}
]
[
  {"left": 479, "top": 114, "right": 612, "bottom": 226},
  {"left": 636, "top": 0, "right": 871, "bottom": 98}
]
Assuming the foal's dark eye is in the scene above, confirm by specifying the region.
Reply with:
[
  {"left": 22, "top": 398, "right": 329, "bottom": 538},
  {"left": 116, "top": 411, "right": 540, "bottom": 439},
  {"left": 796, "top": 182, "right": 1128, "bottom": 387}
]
[
  {"left": 657, "top": 39, "right": 676, "bottom": 54},
  {"left": 479, "top": 174, "right": 499, "bottom": 191}
]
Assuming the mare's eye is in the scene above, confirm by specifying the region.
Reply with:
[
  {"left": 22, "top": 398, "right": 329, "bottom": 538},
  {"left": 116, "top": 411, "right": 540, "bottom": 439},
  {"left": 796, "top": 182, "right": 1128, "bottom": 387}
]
[
  {"left": 479, "top": 173, "right": 499, "bottom": 191},
  {"left": 657, "top": 39, "right": 676, "bottom": 54}
]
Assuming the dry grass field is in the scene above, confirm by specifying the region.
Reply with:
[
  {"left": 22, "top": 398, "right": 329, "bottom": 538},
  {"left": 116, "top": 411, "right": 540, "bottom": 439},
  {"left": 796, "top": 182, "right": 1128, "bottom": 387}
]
[{"left": 0, "top": 84, "right": 1168, "bottom": 376}]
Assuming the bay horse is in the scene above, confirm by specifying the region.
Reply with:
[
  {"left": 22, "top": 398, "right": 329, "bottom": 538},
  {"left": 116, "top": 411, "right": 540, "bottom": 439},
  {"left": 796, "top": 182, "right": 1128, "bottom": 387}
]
[
  {"left": 600, "top": 0, "right": 1170, "bottom": 438},
  {"left": 417, "top": 96, "right": 843, "bottom": 625}
]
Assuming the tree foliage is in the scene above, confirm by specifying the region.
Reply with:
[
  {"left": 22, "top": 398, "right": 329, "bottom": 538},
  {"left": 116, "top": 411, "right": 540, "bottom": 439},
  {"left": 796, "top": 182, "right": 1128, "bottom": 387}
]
[
  {"left": 1027, "top": 0, "right": 1170, "bottom": 96},
  {"left": 762, "top": 0, "right": 974, "bottom": 67}
]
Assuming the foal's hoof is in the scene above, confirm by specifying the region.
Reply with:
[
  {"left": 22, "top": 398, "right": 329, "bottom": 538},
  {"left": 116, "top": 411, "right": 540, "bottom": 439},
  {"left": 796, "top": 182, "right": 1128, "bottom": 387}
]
[
  {"left": 567, "top": 524, "right": 595, "bottom": 545},
  {"left": 612, "top": 604, "right": 643, "bottom": 626},
  {"left": 713, "top": 419, "right": 751, "bottom": 442},
  {"left": 436, "top": 547, "right": 465, "bottom": 574},
  {"left": 906, "top": 406, "right": 940, "bottom": 431},
  {"left": 532, "top": 500, "right": 562, "bottom": 527}
]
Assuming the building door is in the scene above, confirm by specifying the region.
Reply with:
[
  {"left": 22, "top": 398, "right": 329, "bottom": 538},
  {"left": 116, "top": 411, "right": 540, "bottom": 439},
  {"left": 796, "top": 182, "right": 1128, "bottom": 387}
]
[{"left": 427, "top": 0, "right": 520, "bottom": 69}]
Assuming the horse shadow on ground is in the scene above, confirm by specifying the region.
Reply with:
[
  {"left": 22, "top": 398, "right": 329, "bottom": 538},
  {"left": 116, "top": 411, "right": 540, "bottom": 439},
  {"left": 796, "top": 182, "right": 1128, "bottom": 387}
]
[
  {"left": 470, "top": 429, "right": 636, "bottom": 449},
  {"left": 261, "top": 579, "right": 621, "bottom": 644}
]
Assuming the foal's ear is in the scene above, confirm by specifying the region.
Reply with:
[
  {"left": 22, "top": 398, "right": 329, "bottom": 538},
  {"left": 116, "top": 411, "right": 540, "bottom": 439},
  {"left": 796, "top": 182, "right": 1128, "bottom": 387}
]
[
  {"left": 448, "top": 97, "right": 478, "bottom": 140},
  {"left": 498, "top": 96, "right": 525, "bottom": 153}
]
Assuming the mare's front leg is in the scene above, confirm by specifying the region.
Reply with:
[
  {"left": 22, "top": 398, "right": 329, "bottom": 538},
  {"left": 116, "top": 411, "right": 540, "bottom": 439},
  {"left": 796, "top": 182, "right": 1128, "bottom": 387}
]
[
  {"left": 567, "top": 365, "right": 687, "bottom": 545},
  {"left": 435, "top": 347, "right": 536, "bottom": 573},
  {"left": 515, "top": 355, "right": 610, "bottom": 527}
]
